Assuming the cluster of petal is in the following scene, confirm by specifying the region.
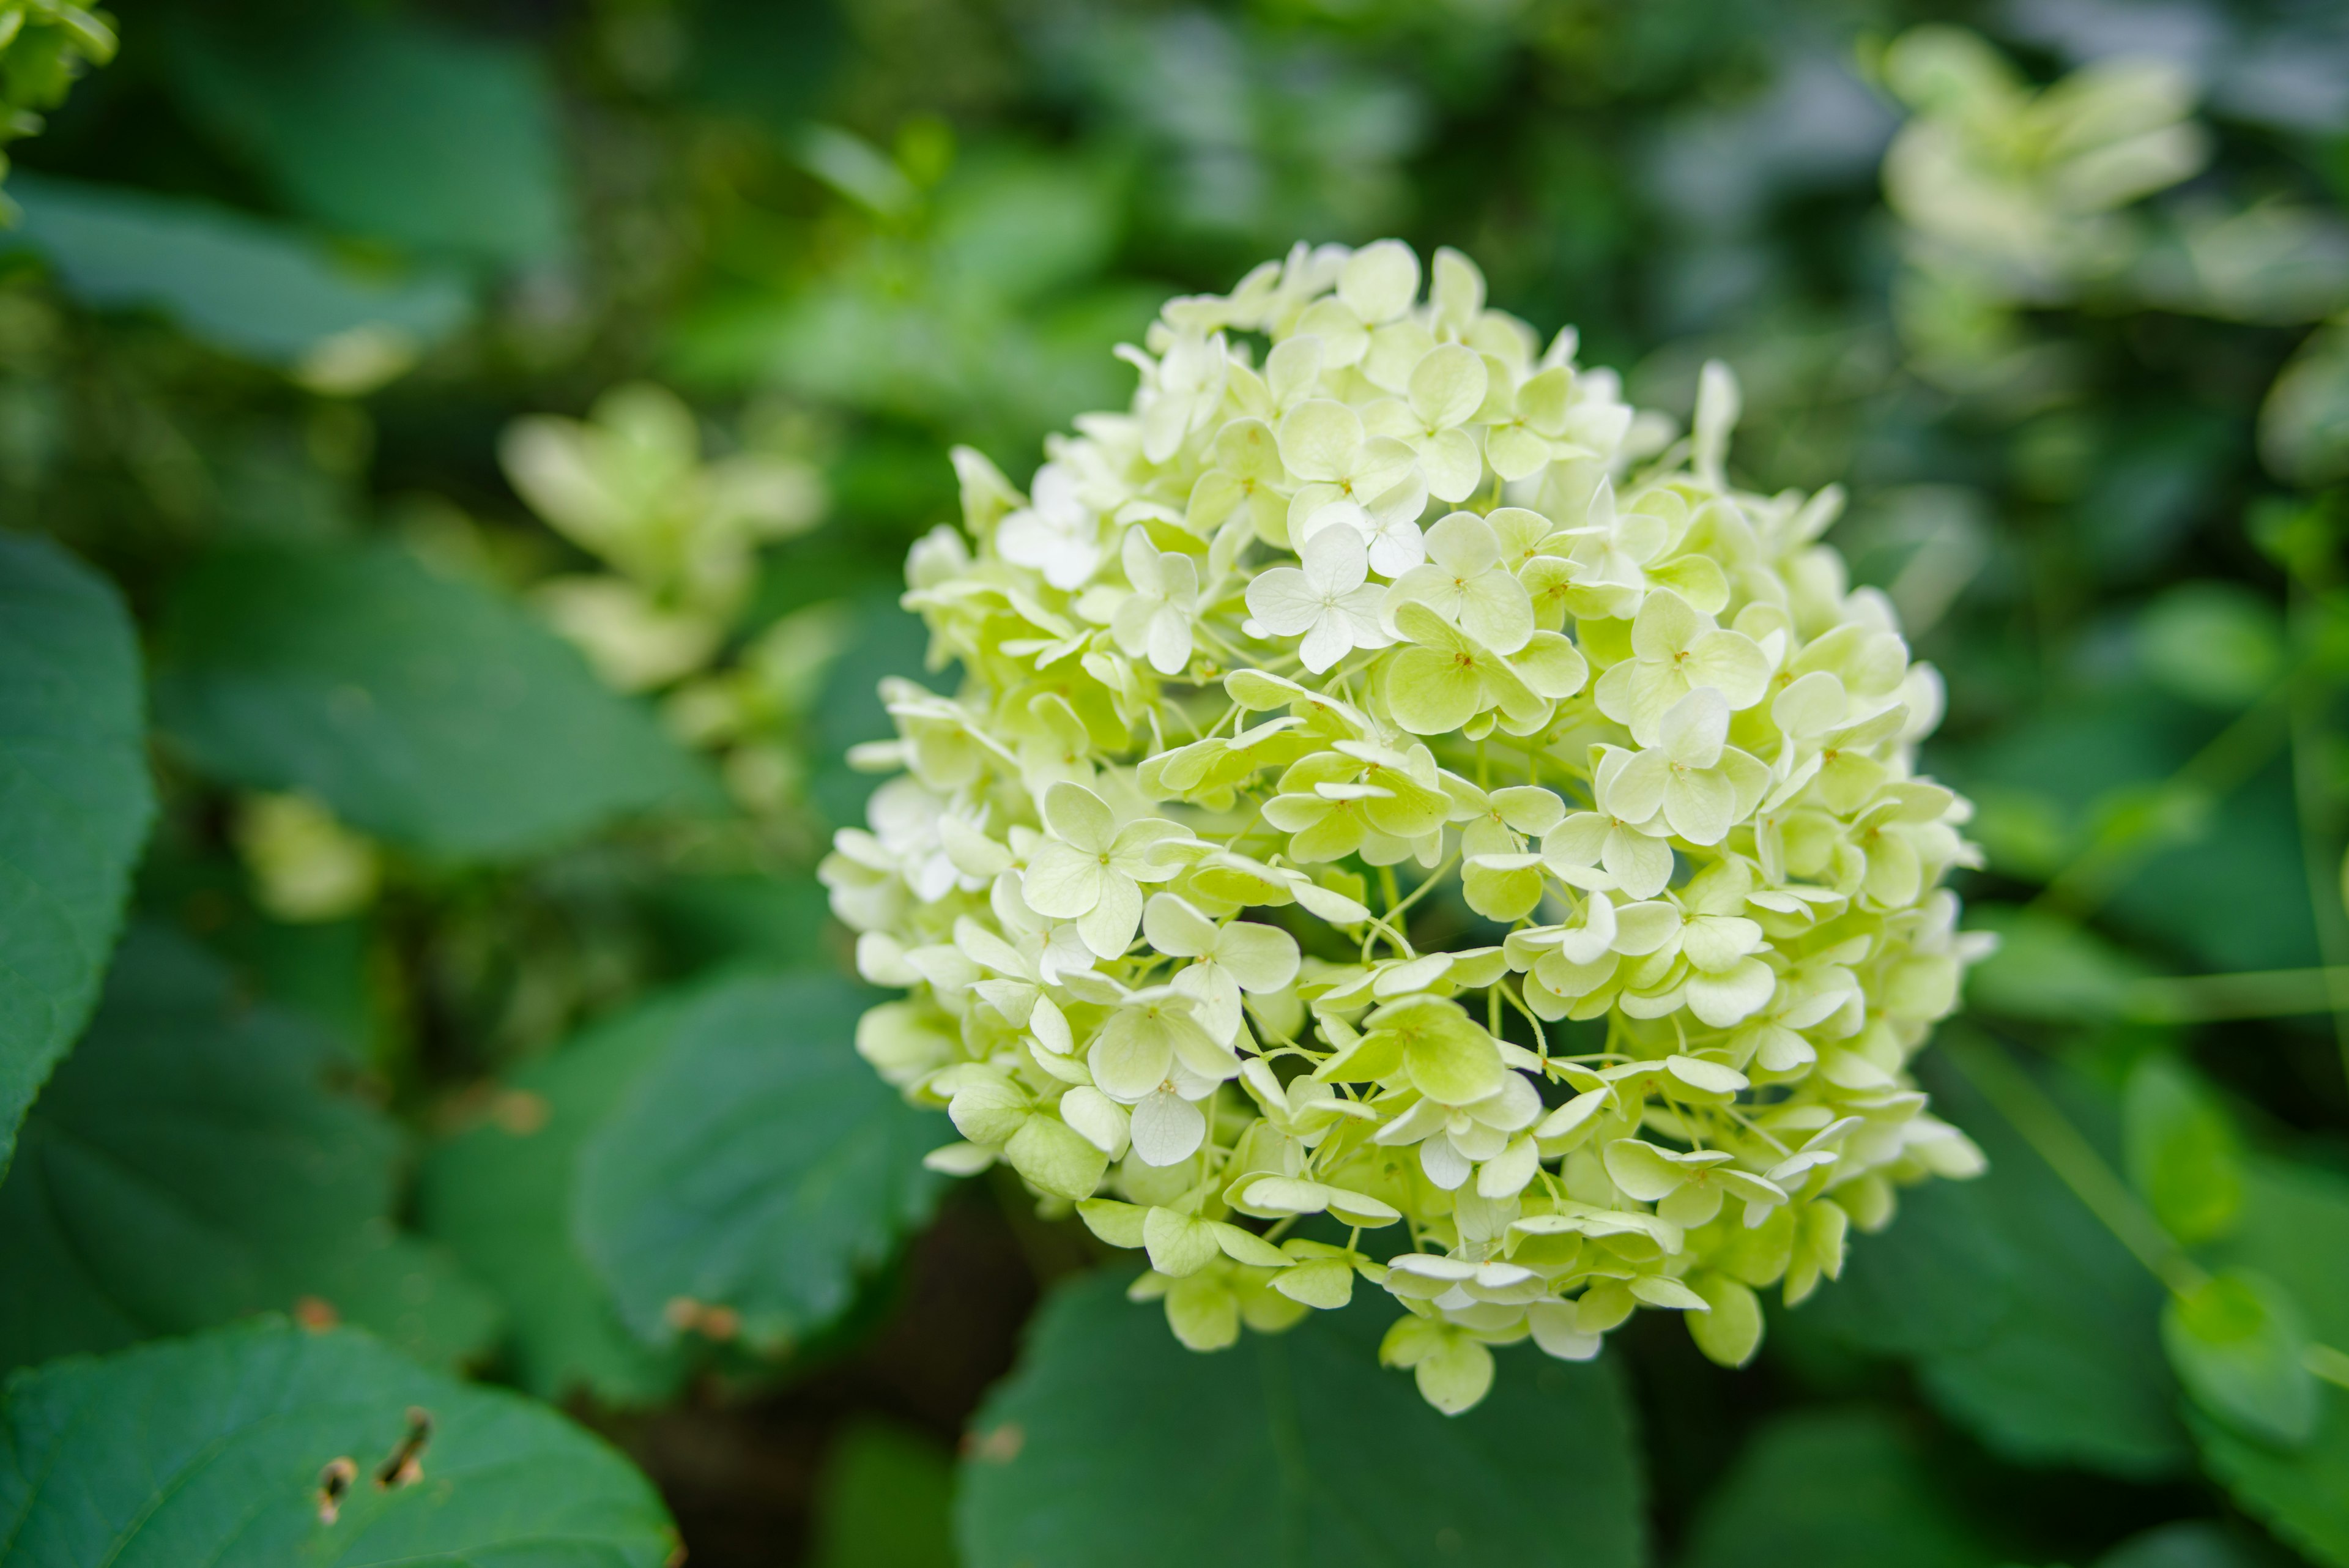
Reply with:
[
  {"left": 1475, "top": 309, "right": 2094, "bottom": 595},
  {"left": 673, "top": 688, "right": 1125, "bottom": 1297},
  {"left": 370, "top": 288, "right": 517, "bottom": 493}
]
[{"left": 820, "top": 239, "right": 1992, "bottom": 1414}]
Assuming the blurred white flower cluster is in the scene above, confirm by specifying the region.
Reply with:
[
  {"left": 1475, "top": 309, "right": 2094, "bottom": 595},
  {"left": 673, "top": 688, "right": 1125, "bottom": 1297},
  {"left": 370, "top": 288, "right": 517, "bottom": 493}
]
[
  {"left": 1881, "top": 24, "right": 2349, "bottom": 392},
  {"left": 822, "top": 240, "right": 1990, "bottom": 1413},
  {"left": 502, "top": 384, "right": 845, "bottom": 817}
]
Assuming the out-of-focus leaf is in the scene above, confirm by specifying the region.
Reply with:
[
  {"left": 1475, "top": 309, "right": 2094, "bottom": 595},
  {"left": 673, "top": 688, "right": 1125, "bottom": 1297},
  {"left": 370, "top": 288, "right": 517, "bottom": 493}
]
[
  {"left": 0, "top": 533, "right": 152, "bottom": 1176},
  {"left": 2124, "top": 1055, "right": 2243, "bottom": 1245},
  {"left": 682, "top": 0, "right": 844, "bottom": 126},
  {"left": 169, "top": 10, "right": 573, "bottom": 267},
  {"left": 1680, "top": 1408, "right": 1995, "bottom": 1568},
  {"left": 153, "top": 543, "right": 720, "bottom": 861},
  {"left": 1940, "top": 696, "right": 2322, "bottom": 974},
  {"left": 812, "top": 589, "right": 946, "bottom": 830},
  {"left": 958, "top": 1271, "right": 1644, "bottom": 1568},
  {"left": 1910, "top": 1052, "right": 2191, "bottom": 1477},
  {"left": 0, "top": 926, "right": 499, "bottom": 1373},
  {"left": 575, "top": 971, "right": 944, "bottom": 1353},
  {"left": 2095, "top": 1519, "right": 2299, "bottom": 1568},
  {"left": 932, "top": 155, "right": 1122, "bottom": 307},
  {"left": 2163, "top": 1269, "right": 2318, "bottom": 1447},
  {"left": 2137, "top": 582, "right": 2287, "bottom": 708},
  {"left": 809, "top": 1421, "right": 957, "bottom": 1568},
  {"left": 2, "top": 174, "right": 471, "bottom": 373},
  {"left": 0, "top": 1318, "right": 679, "bottom": 1567},
  {"left": 418, "top": 990, "right": 705, "bottom": 1408},
  {"left": 1799, "top": 1178, "right": 2019, "bottom": 1357},
  {"left": 2192, "top": 1157, "right": 2349, "bottom": 1566},
  {"left": 640, "top": 872, "right": 835, "bottom": 973},
  {"left": 2261, "top": 322, "right": 2349, "bottom": 489},
  {"left": 1962, "top": 904, "right": 2150, "bottom": 1023}
]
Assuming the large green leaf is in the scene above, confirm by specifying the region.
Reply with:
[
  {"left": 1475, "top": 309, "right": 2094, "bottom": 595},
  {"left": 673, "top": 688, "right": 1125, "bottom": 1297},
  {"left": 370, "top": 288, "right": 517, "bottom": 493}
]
[
  {"left": 0, "top": 534, "right": 152, "bottom": 1176},
  {"left": 0, "top": 1318, "right": 678, "bottom": 1567},
  {"left": 153, "top": 542, "right": 719, "bottom": 861},
  {"left": 1853, "top": 1052, "right": 2190, "bottom": 1477},
  {"left": 809, "top": 1421, "right": 958, "bottom": 1568},
  {"left": 2189, "top": 1157, "right": 2349, "bottom": 1566},
  {"left": 1680, "top": 1409, "right": 1995, "bottom": 1568},
  {"left": 168, "top": 10, "right": 573, "bottom": 267},
  {"left": 575, "top": 971, "right": 946, "bottom": 1352},
  {"left": 417, "top": 990, "right": 705, "bottom": 1407},
  {"left": 3, "top": 174, "right": 471, "bottom": 369},
  {"left": 957, "top": 1271, "right": 1644, "bottom": 1568},
  {"left": 1800, "top": 1178, "right": 2019, "bottom": 1358},
  {"left": 0, "top": 926, "right": 498, "bottom": 1374}
]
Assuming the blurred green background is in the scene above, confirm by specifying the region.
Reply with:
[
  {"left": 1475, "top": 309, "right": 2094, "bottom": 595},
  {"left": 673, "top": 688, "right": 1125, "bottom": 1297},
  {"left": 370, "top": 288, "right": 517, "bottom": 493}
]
[{"left": 3, "top": 0, "right": 2348, "bottom": 1565}]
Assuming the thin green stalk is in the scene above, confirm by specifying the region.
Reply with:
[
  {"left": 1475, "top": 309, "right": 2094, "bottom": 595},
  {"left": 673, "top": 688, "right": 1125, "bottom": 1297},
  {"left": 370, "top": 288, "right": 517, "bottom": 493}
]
[{"left": 1940, "top": 1033, "right": 2204, "bottom": 1295}]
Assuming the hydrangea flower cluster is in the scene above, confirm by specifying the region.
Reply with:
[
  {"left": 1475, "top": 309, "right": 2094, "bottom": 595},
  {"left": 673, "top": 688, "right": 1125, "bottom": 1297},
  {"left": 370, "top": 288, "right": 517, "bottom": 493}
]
[{"left": 821, "top": 240, "right": 1991, "bottom": 1414}]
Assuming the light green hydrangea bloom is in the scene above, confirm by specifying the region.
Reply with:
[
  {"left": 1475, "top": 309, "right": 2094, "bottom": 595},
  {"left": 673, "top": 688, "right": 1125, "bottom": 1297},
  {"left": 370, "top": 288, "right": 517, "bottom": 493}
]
[{"left": 821, "top": 240, "right": 1992, "bottom": 1414}]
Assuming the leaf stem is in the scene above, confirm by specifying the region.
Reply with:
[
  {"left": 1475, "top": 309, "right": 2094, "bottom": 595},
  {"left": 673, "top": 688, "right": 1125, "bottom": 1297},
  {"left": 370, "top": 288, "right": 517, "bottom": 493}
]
[{"left": 1940, "top": 1032, "right": 2205, "bottom": 1296}]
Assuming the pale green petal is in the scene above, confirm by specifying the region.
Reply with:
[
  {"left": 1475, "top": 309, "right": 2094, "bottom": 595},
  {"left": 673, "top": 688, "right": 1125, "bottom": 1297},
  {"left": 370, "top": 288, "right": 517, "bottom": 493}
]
[
  {"left": 1091, "top": 1009, "right": 1174, "bottom": 1099},
  {"left": 1042, "top": 779, "right": 1116, "bottom": 851},
  {"left": 1278, "top": 398, "right": 1364, "bottom": 482},
  {"left": 1020, "top": 842, "right": 1108, "bottom": 918},
  {"left": 1339, "top": 239, "right": 1422, "bottom": 324},
  {"left": 1409, "top": 343, "right": 1489, "bottom": 429},
  {"left": 1215, "top": 920, "right": 1302, "bottom": 992},
  {"left": 1384, "top": 646, "right": 1486, "bottom": 735},
  {"left": 1078, "top": 874, "right": 1145, "bottom": 957}
]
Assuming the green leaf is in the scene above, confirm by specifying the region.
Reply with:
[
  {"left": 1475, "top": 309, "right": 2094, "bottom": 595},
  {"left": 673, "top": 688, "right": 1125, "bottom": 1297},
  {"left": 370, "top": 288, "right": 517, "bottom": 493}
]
[
  {"left": 809, "top": 1421, "right": 957, "bottom": 1568},
  {"left": 1681, "top": 1409, "right": 1996, "bottom": 1568},
  {"left": 2191, "top": 1157, "right": 2349, "bottom": 1566},
  {"left": 417, "top": 990, "right": 706, "bottom": 1408},
  {"left": 0, "top": 926, "right": 499, "bottom": 1374},
  {"left": 957, "top": 1271, "right": 1644, "bottom": 1568},
  {"left": 2260, "top": 321, "right": 2349, "bottom": 489},
  {"left": 1910, "top": 1055, "right": 2191, "bottom": 1477},
  {"left": 3, "top": 174, "right": 471, "bottom": 372},
  {"left": 0, "top": 1318, "right": 679, "bottom": 1566},
  {"left": 2125, "top": 1055, "right": 2244, "bottom": 1246},
  {"left": 2162, "top": 1270, "right": 2317, "bottom": 1448},
  {"left": 575, "top": 971, "right": 946, "bottom": 1353},
  {"left": 1800, "top": 1177, "right": 2020, "bottom": 1357},
  {"left": 154, "top": 542, "right": 719, "bottom": 861},
  {"left": 2094, "top": 1519, "right": 2298, "bottom": 1568},
  {"left": 2136, "top": 584, "right": 2287, "bottom": 710},
  {"left": 1961, "top": 904, "right": 2150, "bottom": 1024},
  {"left": 0, "top": 534, "right": 152, "bottom": 1176},
  {"left": 168, "top": 10, "right": 573, "bottom": 267}
]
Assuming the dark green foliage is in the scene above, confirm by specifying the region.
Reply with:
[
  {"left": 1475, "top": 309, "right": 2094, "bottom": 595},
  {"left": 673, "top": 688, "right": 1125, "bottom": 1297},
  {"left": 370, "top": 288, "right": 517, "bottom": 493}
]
[
  {"left": 0, "top": 532, "right": 151, "bottom": 1175},
  {"left": 0, "top": 1318, "right": 680, "bottom": 1566},
  {"left": 154, "top": 543, "right": 718, "bottom": 859},
  {"left": 0, "top": 926, "right": 497, "bottom": 1373},
  {"left": 575, "top": 971, "right": 946, "bottom": 1353},
  {"left": 959, "top": 1272, "right": 1644, "bottom": 1568}
]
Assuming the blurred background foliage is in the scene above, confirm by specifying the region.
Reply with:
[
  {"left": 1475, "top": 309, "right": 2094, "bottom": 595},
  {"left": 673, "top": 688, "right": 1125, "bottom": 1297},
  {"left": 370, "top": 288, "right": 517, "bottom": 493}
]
[{"left": 2, "top": 0, "right": 2349, "bottom": 1564}]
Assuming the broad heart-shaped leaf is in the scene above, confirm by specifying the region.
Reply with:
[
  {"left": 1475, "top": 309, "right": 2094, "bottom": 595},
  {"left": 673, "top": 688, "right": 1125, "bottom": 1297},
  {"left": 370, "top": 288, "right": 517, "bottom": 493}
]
[
  {"left": 0, "top": 1318, "right": 678, "bottom": 1567},
  {"left": 167, "top": 9, "right": 573, "bottom": 267},
  {"left": 0, "top": 926, "right": 499, "bottom": 1375},
  {"left": 576, "top": 971, "right": 947, "bottom": 1353},
  {"left": 154, "top": 542, "right": 719, "bottom": 861},
  {"left": 1901, "top": 1049, "right": 2191, "bottom": 1478},
  {"left": 1681, "top": 1409, "right": 1996, "bottom": 1568},
  {"left": 0, "top": 534, "right": 152, "bottom": 1176},
  {"left": 957, "top": 1271, "right": 1644, "bottom": 1568},
  {"left": 2191, "top": 1157, "right": 2349, "bottom": 1566},
  {"left": 3, "top": 175, "right": 472, "bottom": 369},
  {"left": 418, "top": 989, "right": 707, "bottom": 1406}
]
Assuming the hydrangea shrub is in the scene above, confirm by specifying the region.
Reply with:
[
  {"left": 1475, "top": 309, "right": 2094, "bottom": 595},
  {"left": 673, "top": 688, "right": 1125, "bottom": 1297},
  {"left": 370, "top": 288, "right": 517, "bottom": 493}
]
[{"left": 821, "top": 240, "right": 1991, "bottom": 1414}]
